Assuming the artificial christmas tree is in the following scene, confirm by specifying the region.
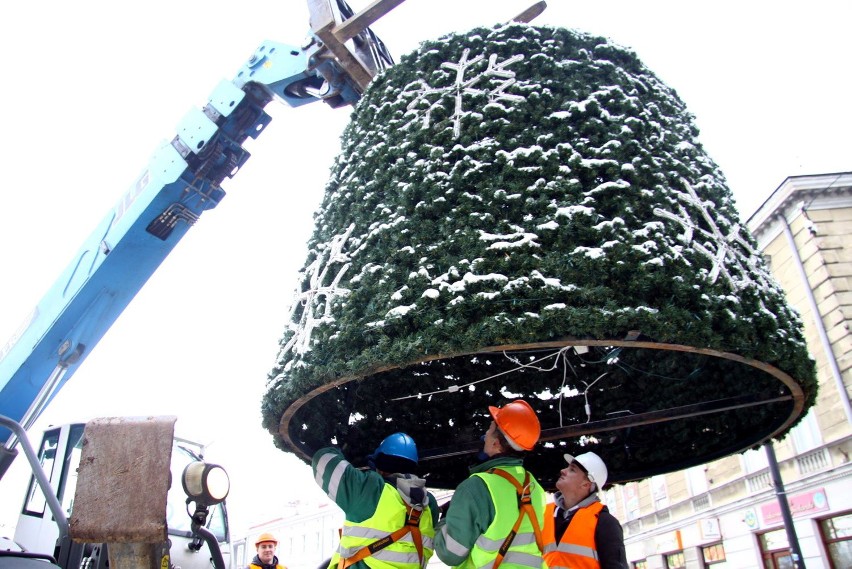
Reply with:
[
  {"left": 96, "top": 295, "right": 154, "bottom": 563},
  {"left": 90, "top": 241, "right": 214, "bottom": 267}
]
[{"left": 261, "top": 23, "right": 816, "bottom": 489}]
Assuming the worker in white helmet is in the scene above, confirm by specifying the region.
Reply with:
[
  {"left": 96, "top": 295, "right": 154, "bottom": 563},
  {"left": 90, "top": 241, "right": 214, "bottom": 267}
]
[{"left": 542, "top": 452, "right": 628, "bottom": 569}]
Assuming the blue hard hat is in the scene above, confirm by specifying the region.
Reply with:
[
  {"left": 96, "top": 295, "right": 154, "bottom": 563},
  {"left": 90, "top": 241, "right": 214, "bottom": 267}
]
[{"left": 374, "top": 432, "right": 418, "bottom": 464}]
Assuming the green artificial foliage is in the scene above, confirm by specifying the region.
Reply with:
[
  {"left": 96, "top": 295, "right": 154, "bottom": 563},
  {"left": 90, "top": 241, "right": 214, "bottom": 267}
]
[{"left": 261, "top": 23, "right": 817, "bottom": 490}]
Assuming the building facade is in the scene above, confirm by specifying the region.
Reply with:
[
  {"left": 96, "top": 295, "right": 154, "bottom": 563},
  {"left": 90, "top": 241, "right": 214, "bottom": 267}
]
[
  {"left": 231, "top": 500, "right": 344, "bottom": 569},
  {"left": 616, "top": 172, "right": 852, "bottom": 569}
]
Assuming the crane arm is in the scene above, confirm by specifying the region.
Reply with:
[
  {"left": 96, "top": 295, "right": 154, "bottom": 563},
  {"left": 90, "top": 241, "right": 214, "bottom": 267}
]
[{"left": 0, "top": 0, "right": 403, "bottom": 474}]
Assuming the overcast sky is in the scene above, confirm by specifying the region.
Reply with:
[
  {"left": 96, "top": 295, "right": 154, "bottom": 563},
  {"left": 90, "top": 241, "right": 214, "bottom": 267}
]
[{"left": 0, "top": 0, "right": 849, "bottom": 537}]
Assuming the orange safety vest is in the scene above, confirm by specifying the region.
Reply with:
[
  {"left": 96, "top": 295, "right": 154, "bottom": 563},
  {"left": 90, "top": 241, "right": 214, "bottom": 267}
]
[{"left": 542, "top": 501, "right": 603, "bottom": 569}]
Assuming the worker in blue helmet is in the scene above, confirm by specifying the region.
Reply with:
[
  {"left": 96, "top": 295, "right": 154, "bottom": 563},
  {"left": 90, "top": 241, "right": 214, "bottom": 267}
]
[{"left": 313, "top": 433, "right": 439, "bottom": 569}]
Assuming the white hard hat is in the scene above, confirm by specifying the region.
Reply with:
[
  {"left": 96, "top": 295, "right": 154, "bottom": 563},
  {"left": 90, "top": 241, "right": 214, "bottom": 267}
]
[{"left": 564, "top": 451, "right": 608, "bottom": 491}]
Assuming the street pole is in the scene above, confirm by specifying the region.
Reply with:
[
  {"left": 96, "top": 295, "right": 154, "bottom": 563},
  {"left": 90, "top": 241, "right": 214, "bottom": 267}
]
[{"left": 765, "top": 442, "right": 806, "bottom": 568}]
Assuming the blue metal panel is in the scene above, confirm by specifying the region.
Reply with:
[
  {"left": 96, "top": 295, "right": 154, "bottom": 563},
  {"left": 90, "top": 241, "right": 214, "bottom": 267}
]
[{"left": 0, "top": 39, "right": 318, "bottom": 442}]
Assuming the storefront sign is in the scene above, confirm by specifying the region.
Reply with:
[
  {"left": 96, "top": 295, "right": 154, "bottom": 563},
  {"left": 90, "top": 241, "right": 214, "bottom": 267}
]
[
  {"left": 655, "top": 529, "right": 683, "bottom": 553},
  {"left": 760, "top": 487, "right": 828, "bottom": 526},
  {"left": 743, "top": 508, "right": 759, "bottom": 529},
  {"left": 698, "top": 517, "right": 721, "bottom": 540}
]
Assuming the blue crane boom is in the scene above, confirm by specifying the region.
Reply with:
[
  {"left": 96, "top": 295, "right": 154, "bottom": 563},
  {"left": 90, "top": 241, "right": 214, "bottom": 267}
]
[{"left": 0, "top": 0, "right": 400, "bottom": 476}]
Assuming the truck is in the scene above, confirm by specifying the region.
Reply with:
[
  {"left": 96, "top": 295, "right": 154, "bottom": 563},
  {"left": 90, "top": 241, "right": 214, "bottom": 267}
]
[
  {"left": 0, "top": 0, "right": 408, "bottom": 567},
  {"left": 0, "top": 1, "right": 547, "bottom": 568},
  {"left": 1, "top": 415, "right": 231, "bottom": 569}
]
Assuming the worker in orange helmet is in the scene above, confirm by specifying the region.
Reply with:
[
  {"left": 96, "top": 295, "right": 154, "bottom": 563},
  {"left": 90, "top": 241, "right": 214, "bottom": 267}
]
[
  {"left": 434, "top": 399, "right": 547, "bottom": 568},
  {"left": 247, "top": 533, "right": 287, "bottom": 569}
]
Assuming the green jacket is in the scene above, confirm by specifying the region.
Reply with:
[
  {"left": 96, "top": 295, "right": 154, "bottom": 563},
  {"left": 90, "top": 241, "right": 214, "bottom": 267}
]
[
  {"left": 313, "top": 447, "right": 440, "bottom": 569},
  {"left": 434, "top": 456, "right": 546, "bottom": 568}
]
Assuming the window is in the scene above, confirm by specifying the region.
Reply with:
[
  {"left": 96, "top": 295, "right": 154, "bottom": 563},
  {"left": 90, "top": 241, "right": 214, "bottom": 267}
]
[
  {"left": 759, "top": 528, "right": 793, "bottom": 569},
  {"left": 702, "top": 543, "right": 726, "bottom": 564},
  {"left": 743, "top": 447, "right": 769, "bottom": 473},
  {"left": 206, "top": 504, "right": 228, "bottom": 542},
  {"left": 686, "top": 465, "right": 708, "bottom": 495},
  {"left": 819, "top": 511, "right": 852, "bottom": 569},
  {"left": 665, "top": 551, "right": 685, "bottom": 568},
  {"left": 56, "top": 424, "right": 85, "bottom": 518},
  {"left": 623, "top": 482, "right": 640, "bottom": 520},
  {"left": 604, "top": 488, "right": 619, "bottom": 518},
  {"left": 790, "top": 410, "right": 822, "bottom": 453},
  {"left": 632, "top": 561, "right": 647, "bottom": 569},
  {"left": 23, "top": 428, "right": 61, "bottom": 516},
  {"left": 233, "top": 542, "right": 245, "bottom": 568},
  {"left": 651, "top": 474, "right": 669, "bottom": 510}
]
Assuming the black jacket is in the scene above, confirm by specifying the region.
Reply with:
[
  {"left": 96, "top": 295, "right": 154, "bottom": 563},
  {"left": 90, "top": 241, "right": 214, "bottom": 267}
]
[{"left": 247, "top": 554, "right": 285, "bottom": 569}]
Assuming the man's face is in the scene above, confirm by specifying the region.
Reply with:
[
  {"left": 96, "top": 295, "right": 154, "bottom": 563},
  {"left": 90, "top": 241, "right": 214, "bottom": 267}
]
[
  {"left": 555, "top": 461, "right": 593, "bottom": 506},
  {"left": 483, "top": 421, "right": 499, "bottom": 457},
  {"left": 257, "top": 542, "right": 276, "bottom": 564}
]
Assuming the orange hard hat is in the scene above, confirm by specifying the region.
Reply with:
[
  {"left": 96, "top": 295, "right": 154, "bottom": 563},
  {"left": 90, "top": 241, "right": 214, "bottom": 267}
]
[
  {"left": 255, "top": 532, "right": 278, "bottom": 546},
  {"left": 488, "top": 399, "right": 540, "bottom": 451}
]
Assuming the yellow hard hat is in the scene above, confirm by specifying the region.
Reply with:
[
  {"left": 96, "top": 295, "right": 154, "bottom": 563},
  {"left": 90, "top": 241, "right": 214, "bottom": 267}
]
[{"left": 255, "top": 532, "right": 278, "bottom": 546}]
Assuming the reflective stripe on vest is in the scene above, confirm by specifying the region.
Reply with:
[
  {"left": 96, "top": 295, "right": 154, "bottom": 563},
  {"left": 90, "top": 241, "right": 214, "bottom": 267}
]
[
  {"left": 338, "top": 525, "right": 435, "bottom": 552},
  {"left": 315, "top": 452, "right": 349, "bottom": 503},
  {"left": 542, "top": 501, "right": 603, "bottom": 569},
  {"left": 455, "top": 466, "right": 546, "bottom": 569},
  {"left": 330, "top": 483, "right": 435, "bottom": 569}
]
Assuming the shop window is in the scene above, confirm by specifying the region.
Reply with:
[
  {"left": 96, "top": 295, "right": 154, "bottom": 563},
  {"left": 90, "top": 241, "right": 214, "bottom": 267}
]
[
  {"left": 702, "top": 543, "right": 726, "bottom": 564},
  {"left": 758, "top": 528, "right": 793, "bottom": 569},
  {"left": 819, "top": 511, "right": 852, "bottom": 569},
  {"left": 664, "top": 551, "right": 685, "bottom": 569}
]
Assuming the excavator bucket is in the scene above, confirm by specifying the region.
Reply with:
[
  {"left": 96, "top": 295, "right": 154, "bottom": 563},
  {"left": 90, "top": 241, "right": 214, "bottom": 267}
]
[{"left": 69, "top": 416, "right": 176, "bottom": 569}]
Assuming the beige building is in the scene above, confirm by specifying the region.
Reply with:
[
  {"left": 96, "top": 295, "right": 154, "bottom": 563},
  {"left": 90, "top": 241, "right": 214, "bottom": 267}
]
[
  {"left": 617, "top": 172, "right": 852, "bottom": 569},
  {"left": 231, "top": 499, "right": 343, "bottom": 569}
]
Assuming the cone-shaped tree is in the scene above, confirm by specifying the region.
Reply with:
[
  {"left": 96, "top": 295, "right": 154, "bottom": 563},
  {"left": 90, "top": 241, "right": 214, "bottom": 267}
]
[{"left": 261, "top": 23, "right": 816, "bottom": 490}]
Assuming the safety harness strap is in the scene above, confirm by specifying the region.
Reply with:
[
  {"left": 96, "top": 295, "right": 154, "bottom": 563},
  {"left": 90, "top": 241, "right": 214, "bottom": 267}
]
[
  {"left": 487, "top": 468, "right": 544, "bottom": 569},
  {"left": 338, "top": 507, "right": 424, "bottom": 569}
]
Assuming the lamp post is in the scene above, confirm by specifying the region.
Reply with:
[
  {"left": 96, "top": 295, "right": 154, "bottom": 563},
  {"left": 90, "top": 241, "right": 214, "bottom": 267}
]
[{"left": 765, "top": 443, "right": 806, "bottom": 568}]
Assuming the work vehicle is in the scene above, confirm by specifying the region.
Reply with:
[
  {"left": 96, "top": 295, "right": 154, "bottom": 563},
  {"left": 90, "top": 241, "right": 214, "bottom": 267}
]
[
  {"left": 0, "top": 414, "right": 231, "bottom": 569},
  {"left": 0, "top": 0, "right": 402, "bottom": 471},
  {"left": 0, "top": 1, "right": 545, "bottom": 567},
  {"left": 0, "top": 1, "right": 409, "bottom": 567}
]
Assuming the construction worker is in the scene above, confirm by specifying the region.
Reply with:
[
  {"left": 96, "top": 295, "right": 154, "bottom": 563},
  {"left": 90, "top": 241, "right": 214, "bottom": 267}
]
[
  {"left": 434, "top": 399, "right": 547, "bottom": 568},
  {"left": 247, "top": 533, "right": 287, "bottom": 569},
  {"left": 543, "top": 452, "right": 628, "bottom": 569},
  {"left": 312, "top": 432, "right": 439, "bottom": 569}
]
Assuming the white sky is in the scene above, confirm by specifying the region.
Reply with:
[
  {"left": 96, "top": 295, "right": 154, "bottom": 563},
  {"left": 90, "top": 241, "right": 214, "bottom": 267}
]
[{"left": 0, "top": 0, "right": 849, "bottom": 538}]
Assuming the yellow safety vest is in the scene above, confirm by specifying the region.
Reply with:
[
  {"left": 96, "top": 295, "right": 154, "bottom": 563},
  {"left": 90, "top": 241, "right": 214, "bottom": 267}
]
[
  {"left": 457, "top": 466, "right": 546, "bottom": 569},
  {"left": 329, "top": 483, "right": 435, "bottom": 569}
]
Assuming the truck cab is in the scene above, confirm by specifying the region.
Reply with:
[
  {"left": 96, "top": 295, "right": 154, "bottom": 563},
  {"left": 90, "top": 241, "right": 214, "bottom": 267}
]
[{"left": 12, "top": 423, "right": 229, "bottom": 569}]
